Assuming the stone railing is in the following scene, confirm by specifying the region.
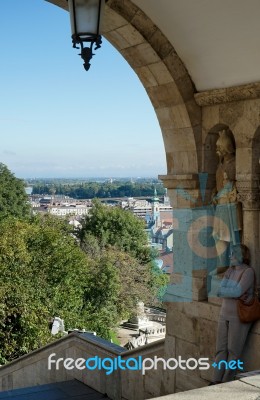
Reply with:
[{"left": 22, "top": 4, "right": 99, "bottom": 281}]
[
  {"left": 139, "top": 327, "right": 166, "bottom": 337},
  {"left": 147, "top": 314, "right": 166, "bottom": 324},
  {"left": 0, "top": 332, "right": 125, "bottom": 400},
  {"left": 0, "top": 331, "right": 166, "bottom": 400},
  {"left": 125, "top": 334, "right": 147, "bottom": 350},
  {"left": 126, "top": 326, "right": 166, "bottom": 350}
]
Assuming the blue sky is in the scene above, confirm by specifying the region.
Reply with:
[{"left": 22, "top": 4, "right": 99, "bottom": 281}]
[{"left": 0, "top": 0, "right": 166, "bottom": 178}]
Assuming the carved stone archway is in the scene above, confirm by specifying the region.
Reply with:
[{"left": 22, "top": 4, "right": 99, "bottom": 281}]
[{"left": 46, "top": 0, "right": 202, "bottom": 178}]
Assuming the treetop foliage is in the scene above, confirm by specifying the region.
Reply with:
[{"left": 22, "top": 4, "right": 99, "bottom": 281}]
[
  {"left": 0, "top": 163, "right": 30, "bottom": 220},
  {"left": 31, "top": 180, "right": 165, "bottom": 199},
  {"left": 79, "top": 199, "right": 151, "bottom": 263},
  {"left": 0, "top": 216, "right": 89, "bottom": 363}
]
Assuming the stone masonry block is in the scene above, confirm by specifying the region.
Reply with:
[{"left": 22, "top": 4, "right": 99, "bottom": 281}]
[
  {"left": 164, "top": 334, "right": 176, "bottom": 359},
  {"left": 163, "top": 335, "right": 176, "bottom": 395},
  {"left": 105, "top": 29, "right": 133, "bottom": 51},
  {"left": 148, "top": 62, "right": 173, "bottom": 85},
  {"left": 170, "top": 104, "right": 192, "bottom": 129},
  {"left": 219, "top": 101, "right": 244, "bottom": 129},
  {"left": 156, "top": 107, "right": 176, "bottom": 130},
  {"left": 147, "top": 82, "right": 184, "bottom": 109},
  {"left": 198, "top": 301, "right": 220, "bottom": 322},
  {"left": 166, "top": 309, "right": 199, "bottom": 344},
  {"left": 233, "top": 118, "right": 255, "bottom": 147},
  {"left": 186, "top": 100, "right": 202, "bottom": 128},
  {"left": 121, "top": 367, "right": 144, "bottom": 400},
  {"left": 103, "top": 7, "right": 127, "bottom": 33},
  {"left": 242, "top": 331, "right": 260, "bottom": 371},
  {"left": 236, "top": 148, "right": 252, "bottom": 174},
  {"left": 243, "top": 99, "right": 260, "bottom": 129},
  {"left": 176, "top": 338, "right": 200, "bottom": 367},
  {"left": 175, "top": 74, "right": 196, "bottom": 102},
  {"left": 108, "top": 0, "right": 138, "bottom": 23},
  {"left": 115, "top": 24, "right": 145, "bottom": 48},
  {"left": 163, "top": 50, "right": 188, "bottom": 82},
  {"left": 144, "top": 362, "right": 165, "bottom": 399},
  {"left": 131, "top": 10, "right": 157, "bottom": 41},
  {"left": 198, "top": 319, "right": 217, "bottom": 359},
  {"left": 135, "top": 66, "right": 158, "bottom": 88},
  {"left": 121, "top": 42, "right": 160, "bottom": 68},
  {"left": 149, "top": 29, "right": 173, "bottom": 59},
  {"left": 162, "top": 128, "right": 198, "bottom": 152},
  {"left": 202, "top": 106, "right": 220, "bottom": 134},
  {"left": 176, "top": 369, "right": 208, "bottom": 392}
]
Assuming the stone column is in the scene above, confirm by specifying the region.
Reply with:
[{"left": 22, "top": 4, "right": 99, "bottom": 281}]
[
  {"left": 159, "top": 174, "right": 218, "bottom": 303},
  {"left": 158, "top": 174, "right": 214, "bottom": 393},
  {"left": 237, "top": 174, "right": 260, "bottom": 281}
]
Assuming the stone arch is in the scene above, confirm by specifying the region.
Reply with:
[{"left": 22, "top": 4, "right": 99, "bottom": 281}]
[{"left": 46, "top": 0, "right": 201, "bottom": 175}]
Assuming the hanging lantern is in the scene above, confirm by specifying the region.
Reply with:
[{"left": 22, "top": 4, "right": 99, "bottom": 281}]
[{"left": 68, "top": 0, "right": 106, "bottom": 71}]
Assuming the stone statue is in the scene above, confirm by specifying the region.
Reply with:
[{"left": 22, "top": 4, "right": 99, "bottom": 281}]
[{"left": 212, "top": 129, "right": 242, "bottom": 266}]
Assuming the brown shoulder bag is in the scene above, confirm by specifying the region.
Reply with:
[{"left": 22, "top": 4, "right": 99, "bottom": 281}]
[{"left": 237, "top": 268, "right": 260, "bottom": 323}]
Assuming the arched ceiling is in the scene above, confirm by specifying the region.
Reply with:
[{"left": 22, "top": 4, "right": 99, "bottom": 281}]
[
  {"left": 46, "top": 0, "right": 260, "bottom": 92},
  {"left": 132, "top": 0, "right": 260, "bottom": 91}
]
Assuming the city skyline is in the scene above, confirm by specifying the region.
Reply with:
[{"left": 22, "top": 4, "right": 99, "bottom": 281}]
[{"left": 0, "top": 0, "right": 166, "bottom": 179}]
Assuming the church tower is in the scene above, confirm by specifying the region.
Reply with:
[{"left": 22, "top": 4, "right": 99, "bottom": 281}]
[{"left": 151, "top": 188, "right": 160, "bottom": 227}]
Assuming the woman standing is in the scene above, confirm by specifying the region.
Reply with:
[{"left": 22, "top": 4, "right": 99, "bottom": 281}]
[{"left": 211, "top": 244, "right": 254, "bottom": 384}]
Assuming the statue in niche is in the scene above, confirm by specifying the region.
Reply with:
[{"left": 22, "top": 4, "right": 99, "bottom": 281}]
[{"left": 211, "top": 129, "right": 242, "bottom": 267}]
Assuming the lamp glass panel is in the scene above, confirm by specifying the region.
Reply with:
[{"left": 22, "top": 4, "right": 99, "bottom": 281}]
[
  {"left": 68, "top": 0, "right": 76, "bottom": 35},
  {"left": 68, "top": 0, "right": 105, "bottom": 37}
]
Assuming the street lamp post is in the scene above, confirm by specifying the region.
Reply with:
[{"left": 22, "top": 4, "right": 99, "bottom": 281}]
[{"left": 68, "top": 0, "right": 106, "bottom": 71}]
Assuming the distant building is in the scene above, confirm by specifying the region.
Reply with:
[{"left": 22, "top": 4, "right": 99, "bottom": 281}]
[
  {"left": 156, "top": 251, "right": 174, "bottom": 274},
  {"left": 49, "top": 204, "right": 88, "bottom": 217},
  {"left": 122, "top": 191, "right": 173, "bottom": 224},
  {"left": 29, "top": 195, "right": 91, "bottom": 218}
]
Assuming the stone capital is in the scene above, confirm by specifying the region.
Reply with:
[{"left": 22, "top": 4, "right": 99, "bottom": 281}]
[
  {"left": 158, "top": 174, "right": 200, "bottom": 208},
  {"left": 158, "top": 174, "right": 199, "bottom": 189},
  {"left": 236, "top": 174, "right": 260, "bottom": 209},
  {"left": 195, "top": 81, "right": 260, "bottom": 106}
]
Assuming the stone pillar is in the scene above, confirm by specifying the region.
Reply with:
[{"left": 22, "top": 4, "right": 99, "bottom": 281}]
[
  {"left": 237, "top": 174, "right": 260, "bottom": 281},
  {"left": 159, "top": 174, "right": 218, "bottom": 303},
  {"left": 158, "top": 174, "right": 215, "bottom": 393}
]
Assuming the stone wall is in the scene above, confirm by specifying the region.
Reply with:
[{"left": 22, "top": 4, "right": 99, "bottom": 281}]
[
  {"left": 163, "top": 301, "right": 260, "bottom": 393},
  {"left": 120, "top": 340, "right": 165, "bottom": 400},
  {"left": 0, "top": 333, "right": 125, "bottom": 399},
  {"left": 201, "top": 96, "right": 260, "bottom": 279},
  {"left": 0, "top": 332, "right": 166, "bottom": 400}
]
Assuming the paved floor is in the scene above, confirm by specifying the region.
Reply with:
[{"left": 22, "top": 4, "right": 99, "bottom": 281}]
[
  {"left": 151, "top": 375, "right": 260, "bottom": 400},
  {"left": 0, "top": 380, "right": 110, "bottom": 400}
]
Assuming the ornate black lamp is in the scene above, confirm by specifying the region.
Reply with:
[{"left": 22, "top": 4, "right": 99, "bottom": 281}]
[{"left": 68, "top": 0, "right": 106, "bottom": 71}]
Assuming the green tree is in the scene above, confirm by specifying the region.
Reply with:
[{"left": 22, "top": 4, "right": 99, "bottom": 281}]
[
  {"left": 0, "top": 216, "right": 90, "bottom": 363},
  {"left": 79, "top": 203, "right": 169, "bottom": 313},
  {"left": 0, "top": 163, "right": 30, "bottom": 220},
  {"left": 79, "top": 238, "right": 167, "bottom": 336},
  {"left": 79, "top": 200, "right": 151, "bottom": 263}
]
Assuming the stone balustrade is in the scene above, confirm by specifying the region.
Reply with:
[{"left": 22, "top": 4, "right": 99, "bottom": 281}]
[{"left": 0, "top": 332, "right": 166, "bottom": 400}]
